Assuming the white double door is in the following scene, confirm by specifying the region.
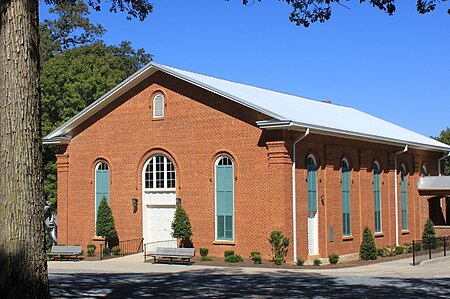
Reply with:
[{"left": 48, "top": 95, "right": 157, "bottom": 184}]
[
  {"left": 142, "top": 191, "right": 176, "bottom": 250},
  {"left": 308, "top": 210, "right": 319, "bottom": 256}
]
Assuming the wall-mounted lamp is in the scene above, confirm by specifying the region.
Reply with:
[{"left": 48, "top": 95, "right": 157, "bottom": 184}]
[
  {"left": 132, "top": 197, "right": 138, "bottom": 210},
  {"left": 321, "top": 195, "right": 325, "bottom": 205}
]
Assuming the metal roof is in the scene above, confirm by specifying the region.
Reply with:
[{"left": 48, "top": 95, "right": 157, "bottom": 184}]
[
  {"left": 418, "top": 176, "right": 450, "bottom": 196},
  {"left": 44, "top": 62, "right": 450, "bottom": 152}
]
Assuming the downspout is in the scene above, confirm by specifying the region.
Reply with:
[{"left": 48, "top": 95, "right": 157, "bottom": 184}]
[
  {"left": 438, "top": 152, "right": 450, "bottom": 176},
  {"left": 292, "top": 127, "right": 310, "bottom": 263},
  {"left": 394, "top": 144, "right": 408, "bottom": 246}
]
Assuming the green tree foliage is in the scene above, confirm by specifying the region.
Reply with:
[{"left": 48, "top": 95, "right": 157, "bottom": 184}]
[
  {"left": 40, "top": 0, "right": 106, "bottom": 62},
  {"left": 422, "top": 219, "right": 437, "bottom": 250},
  {"left": 237, "top": 1, "right": 449, "bottom": 27},
  {"left": 40, "top": 1, "right": 152, "bottom": 212},
  {"left": 435, "top": 127, "right": 450, "bottom": 175},
  {"left": 171, "top": 206, "right": 193, "bottom": 245},
  {"left": 360, "top": 226, "right": 377, "bottom": 260},
  {"left": 96, "top": 196, "right": 117, "bottom": 246},
  {"left": 268, "top": 230, "right": 290, "bottom": 262}
]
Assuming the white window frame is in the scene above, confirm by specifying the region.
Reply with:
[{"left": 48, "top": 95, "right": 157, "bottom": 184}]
[
  {"left": 153, "top": 93, "right": 164, "bottom": 118},
  {"left": 214, "top": 155, "right": 235, "bottom": 242},
  {"left": 143, "top": 155, "right": 176, "bottom": 192},
  {"left": 373, "top": 161, "right": 382, "bottom": 233}
]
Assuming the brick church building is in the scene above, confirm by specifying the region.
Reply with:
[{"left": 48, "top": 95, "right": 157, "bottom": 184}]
[{"left": 44, "top": 63, "right": 450, "bottom": 262}]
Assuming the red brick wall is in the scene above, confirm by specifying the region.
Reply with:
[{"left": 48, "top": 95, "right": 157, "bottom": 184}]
[{"left": 56, "top": 70, "right": 442, "bottom": 260}]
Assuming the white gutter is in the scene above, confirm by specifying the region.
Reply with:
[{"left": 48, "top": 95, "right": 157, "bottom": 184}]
[
  {"left": 256, "top": 121, "right": 450, "bottom": 153},
  {"left": 292, "top": 127, "right": 310, "bottom": 263},
  {"left": 438, "top": 152, "right": 450, "bottom": 176},
  {"left": 394, "top": 144, "right": 408, "bottom": 246}
]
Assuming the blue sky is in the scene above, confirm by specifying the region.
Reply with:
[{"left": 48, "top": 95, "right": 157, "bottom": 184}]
[{"left": 40, "top": 1, "right": 450, "bottom": 138}]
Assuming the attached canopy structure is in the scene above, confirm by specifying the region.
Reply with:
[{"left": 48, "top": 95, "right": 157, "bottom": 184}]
[{"left": 418, "top": 176, "right": 450, "bottom": 196}]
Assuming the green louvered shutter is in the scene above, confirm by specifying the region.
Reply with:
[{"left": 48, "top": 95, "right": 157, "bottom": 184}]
[
  {"left": 216, "top": 160, "right": 234, "bottom": 241},
  {"left": 307, "top": 163, "right": 317, "bottom": 212},
  {"left": 342, "top": 167, "right": 351, "bottom": 236},
  {"left": 96, "top": 169, "right": 110, "bottom": 215},
  {"left": 374, "top": 166, "right": 381, "bottom": 233},
  {"left": 401, "top": 169, "right": 408, "bottom": 230}
]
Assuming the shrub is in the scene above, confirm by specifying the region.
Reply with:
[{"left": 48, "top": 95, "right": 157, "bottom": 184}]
[
  {"left": 273, "top": 257, "right": 283, "bottom": 265},
  {"left": 112, "top": 245, "right": 121, "bottom": 256},
  {"left": 224, "top": 250, "right": 235, "bottom": 258},
  {"left": 200, "top": 256, "right": 212, "bottom": 262},
  {"left": 200, "top": 248, "right": 209, "bottom": 257},
  {"left": 360, "top": 226, "right": 377, "bottom": 260},
  {"left": 251, "top": 252, "right": 262, "bottom": 264},
  {"left": 422, "top": 219, "right": 437, "bottom": 250},
  {"left": 313, "top": 259, "right": 322, "bottom": 266},
  {"left": 224, "top": 254, "right": 243, "bottom": 263},
  {"left": 268, "top": 230, "right": 290, "bottom": 263},
  {"left": 376, "top": 248, "right": 384, "bottom": 257},
  {"left": 328, "top": 253, "right": 339, "bottom": 264},
  {"left": 96, "top": 196, "right": 117, "bottom": 247},
  {"left": 413, "top": 243, "right": 422, "bottom": 252},
  {"left": 87, "top": 244, "right": 96, "bottom": 256},
  {"left": 403, "top": 242, "right": 412, "bottom": 253},
  {"left": 394, "top": 246, "right": 404, "bottom": 255},
  {"left": 171, "top": 206, "right": 193, "bottom": 247},
  {"left": 296, "top": 257, "right": 305, "bottom": 266},
  {"left": 103, "top": 247, "right": 111, "bottom": 256}
]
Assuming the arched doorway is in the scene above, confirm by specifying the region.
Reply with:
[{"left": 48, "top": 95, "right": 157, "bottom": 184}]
[{"left": 142, "top": 154, "right": 177, "bottom": 250}]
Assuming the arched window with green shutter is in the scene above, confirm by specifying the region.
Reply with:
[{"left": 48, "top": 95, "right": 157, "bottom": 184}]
[
  {"left": 341, "top": 158, "right": 351, "bottom": 236},
  {"left": 401, "top": 164, "right": 408, "bottom": 231},
  {"left": 95, "top": 161, "right": 110, "bottom": 220},
  {"left": 307, "top": 155, "right": 318, "bottom": 212},
  {"left": 215, "top": 156, "right": 234, "bottom": 241},
  {"left": 373, "top": 161, "right": 382, "bottom": 233}
]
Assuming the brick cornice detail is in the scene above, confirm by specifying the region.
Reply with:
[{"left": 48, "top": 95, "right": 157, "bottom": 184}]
[
  {"left": 266, "top": 141, "right": 292, "bottom": 165},
  {"left": 56, "top": 153, "right": 69, "bottom": 171}
]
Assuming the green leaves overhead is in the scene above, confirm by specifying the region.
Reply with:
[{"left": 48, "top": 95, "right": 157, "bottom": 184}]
[
  {"left": 44, "top": 0, "right": 153, "bottom": 21},
  {"left": 237, "top": 0, "right": 448, "bottom": 27}
]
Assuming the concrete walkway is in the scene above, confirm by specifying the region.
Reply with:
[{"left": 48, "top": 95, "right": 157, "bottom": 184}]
[{"left": 48, "top": 253, "right": 450, "bottom": 278}]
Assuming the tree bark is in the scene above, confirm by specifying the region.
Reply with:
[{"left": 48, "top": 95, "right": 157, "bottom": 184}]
[{"left": 0, "top": 0, "right": 50, "bottom": 297}]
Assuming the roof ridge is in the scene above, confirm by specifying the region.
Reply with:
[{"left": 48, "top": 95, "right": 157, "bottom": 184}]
[{"left": 155, "top": 62, "right": 347, "bottom": 108}]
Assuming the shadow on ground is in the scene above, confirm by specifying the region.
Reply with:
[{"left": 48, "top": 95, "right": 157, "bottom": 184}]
[{"left": 50, "top": 268, "right": 450, "bottom": 298}]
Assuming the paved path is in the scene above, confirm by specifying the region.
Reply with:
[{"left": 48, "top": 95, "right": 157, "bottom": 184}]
[{"left": 49, "top": 254, "right": 450, "bottom": 298}]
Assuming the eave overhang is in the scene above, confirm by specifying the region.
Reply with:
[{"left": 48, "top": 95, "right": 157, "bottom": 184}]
[{"left": 256, "top": 120, "right": 450, "bottom": 153}]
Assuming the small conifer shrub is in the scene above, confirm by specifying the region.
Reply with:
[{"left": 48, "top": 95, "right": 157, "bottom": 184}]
[
  {"left": 360, "top": 226, "right": 377, "bottom": 260},
  {"left": 328, "top": 253, "right": 339, "bottom": 264},
  {"left": 96, "top": 196, "right": 117, "bottom": 248},
  {"left": 171, "top": 206, "right": 193, "bottom": 247},
  {"left": 422, "top": 219, "right": 437, "bottom": 250}
]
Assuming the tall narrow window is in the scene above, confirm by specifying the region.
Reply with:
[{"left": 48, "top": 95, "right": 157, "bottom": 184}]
[
  {"left": 153, "top": 94, "right": 164, "bottom": 118},
  {"left": 401, "top": 164, "right": 408, "bottom": 230},
  {"left": 144, "top": 155, "right": 176, "bottom": 190},
  {"left": 341, "top": 159, "right": 351, "bottom": 236},
  {"left": 215, "top": 156, "right": 234, "bottom": 241},
  {"left": 373, "top": 162, "right": 382, "bottom": 233},
  {"left": 95, "top": 161, "right": 110, "bottom": 218},
  {"left": 307, "top": 155, "right": 318, "bottom": 212}
]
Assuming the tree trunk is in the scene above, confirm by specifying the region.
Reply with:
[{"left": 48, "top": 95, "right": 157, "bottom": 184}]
[{"left": 0, "top": 0, "right": 50, "bottom": 297}]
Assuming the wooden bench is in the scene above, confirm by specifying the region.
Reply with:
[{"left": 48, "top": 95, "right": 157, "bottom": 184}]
[
  {"left": 47, "top": 245, "right": 83, "bottom": 260},
  {"left": 150, "top": 247, "right": 195, "bottom": 265}
]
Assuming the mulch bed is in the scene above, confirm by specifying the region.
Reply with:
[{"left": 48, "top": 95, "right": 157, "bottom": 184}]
[{"left": 188, "top": 253, "right": 413, "bottom": 269}]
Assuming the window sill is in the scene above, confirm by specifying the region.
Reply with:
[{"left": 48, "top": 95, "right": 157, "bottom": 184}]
[
  {"left": 374, "top": 232, "right": 384, "bottom": 238},
  {"left": 213, "top": 241, "right": 235, "bottom": 246},
  {"left": 342, "top": 236, "right": 353, "bottom": 241},
  {"left": 401, "top": 230, "right": 410, "bottom": 235},
  {"left": 152, "top": 117, "right": 164, "bottom": 121}
]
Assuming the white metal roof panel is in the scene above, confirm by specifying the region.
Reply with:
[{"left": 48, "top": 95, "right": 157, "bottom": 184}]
[
  {"left": 156, "top": 64, "right": 449, "bottom": 151},
  {"left": 418, "top": 176, "right": 450, "bottom": 191},
  {"left": 44, "top": 62, "right": 450, "bottom": 152}
]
